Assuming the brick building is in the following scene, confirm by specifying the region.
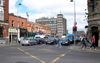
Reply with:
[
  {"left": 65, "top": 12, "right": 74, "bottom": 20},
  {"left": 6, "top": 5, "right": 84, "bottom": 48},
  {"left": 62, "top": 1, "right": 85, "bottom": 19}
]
[
  {"left": 0, "top": 0, "right": 9, "bottom": 38},
  {"left": 9, "top": 13, "right": 28, "bottom": 41},
  {"left": 9, "top": 13, "right": 50, "bottom": 40}
]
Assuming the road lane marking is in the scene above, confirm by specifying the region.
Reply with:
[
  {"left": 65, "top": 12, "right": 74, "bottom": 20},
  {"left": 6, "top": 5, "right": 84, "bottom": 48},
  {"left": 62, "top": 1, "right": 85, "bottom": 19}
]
[
  {"left": 17, "top": 48, "right": 25, "bottom": 52},
  {"left": 51, "top": 54, "right": 65, "bottom": 63},
  {"left": 17, "top": 48, "right": 46, "bottom": 63},
  {"left": 51, "top": 50, "right": 71, "bottom": 63}
]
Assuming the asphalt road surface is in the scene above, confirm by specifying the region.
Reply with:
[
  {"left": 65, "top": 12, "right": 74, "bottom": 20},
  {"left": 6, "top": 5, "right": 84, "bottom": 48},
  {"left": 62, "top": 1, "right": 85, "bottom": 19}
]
[{"left": 0, "top": 44, "right": 100, "bottom": 63}]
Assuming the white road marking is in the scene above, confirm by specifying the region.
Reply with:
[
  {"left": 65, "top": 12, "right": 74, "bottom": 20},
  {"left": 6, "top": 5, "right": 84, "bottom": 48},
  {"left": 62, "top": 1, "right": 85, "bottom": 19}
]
[
  {"left": 51, "top": 50, "right": 71, "bottom": 63},
  {"left": 51, "top": 54, "right": 65, "bottom": 63},
  {"left": 17, "top": 47, "right": 72, "bottom": 63},
  {"left": 17, "top": 48, "right": 46, "bottom": 63}
]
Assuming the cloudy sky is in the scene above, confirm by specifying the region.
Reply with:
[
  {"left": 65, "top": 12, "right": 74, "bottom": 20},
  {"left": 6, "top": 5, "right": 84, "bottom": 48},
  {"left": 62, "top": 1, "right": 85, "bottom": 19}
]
[{"left": 9, "top": 0, "right": 88, "bottom": 33}]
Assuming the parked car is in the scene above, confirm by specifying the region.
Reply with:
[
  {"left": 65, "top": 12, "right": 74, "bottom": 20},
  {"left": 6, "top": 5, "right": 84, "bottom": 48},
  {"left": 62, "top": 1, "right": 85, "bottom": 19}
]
[
  {"left": 34, "top": 36, "right": 43, "bottom": 44},
  {"left": 28, "top": 39, "right": 38, "bottom": 45},
  {"left": 45, "top": 37, "right": 57, "bottom": 45},
  {"left": 34, "top": 35, "right": 45, "bottom": 39},
  {"left": 0, "top": 38, "right": 6, "bottom": 44},
  {"left": 60, "top": 38, "right": 69, "bottom": 46},
  {"left": 20, "top": 38, "right": 30, "bottom": 46},
  {"left": 20, "top": 38, "right": 38, "bottom": 46}
]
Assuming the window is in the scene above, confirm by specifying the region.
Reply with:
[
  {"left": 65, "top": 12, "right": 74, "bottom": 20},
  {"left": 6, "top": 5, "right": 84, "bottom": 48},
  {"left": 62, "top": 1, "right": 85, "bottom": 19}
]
[
  {"left": 12, "top": 20, "right": 14, "bottom": 27},
  {"left": 22, "top": 22, "right": 24, "bottom": 27},
  {"left": 91, "top": 0, "right": 97, "bottom": 12}
]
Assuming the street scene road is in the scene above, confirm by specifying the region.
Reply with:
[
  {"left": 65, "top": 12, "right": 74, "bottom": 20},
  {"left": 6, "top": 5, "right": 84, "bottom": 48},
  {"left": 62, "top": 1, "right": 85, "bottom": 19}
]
[
  {"left": 1, "top": 0, "right": 100, "bottom": 63},
  {"left": 0, "top": 44, "right": 100, "bottom": 63}
]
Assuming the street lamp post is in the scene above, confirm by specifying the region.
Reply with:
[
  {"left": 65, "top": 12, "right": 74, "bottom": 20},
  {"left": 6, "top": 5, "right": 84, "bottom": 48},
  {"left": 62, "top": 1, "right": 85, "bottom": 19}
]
[
  {"left": 26, "top": 12, "right": 29, "bottom": 37},
  {"left": 17, "top": 3, "right": 22, "bottom": 43},
  {"left": 74, "top": 0, "right": 77, "bottom": 45},
  {"left": 71, "top": 0, "right": 77, "bottom": 45},
  {"left": 73, "top": 0, "right": 76, "bottom": 24}
]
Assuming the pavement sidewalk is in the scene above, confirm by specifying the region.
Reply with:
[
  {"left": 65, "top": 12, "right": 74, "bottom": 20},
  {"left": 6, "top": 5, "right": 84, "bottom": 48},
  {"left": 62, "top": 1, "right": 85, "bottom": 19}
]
[
  {"left": 68, "top": 45, "right": 100, "bottom": 53},
  {"left": 0, "top": 41, "right": 19, "bottom": 47}
]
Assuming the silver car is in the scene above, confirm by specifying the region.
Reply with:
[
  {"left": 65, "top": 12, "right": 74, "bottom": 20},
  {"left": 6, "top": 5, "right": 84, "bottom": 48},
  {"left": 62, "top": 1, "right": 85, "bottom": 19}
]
[
  {"left": 0, "top": 38, "right": 6, "bottom": 44},
  {"left": 20, "top": 38, "right": 38, "bottom": 46},
  {"left": 20, "top": 38, "right": 30, "bottom": 46}
]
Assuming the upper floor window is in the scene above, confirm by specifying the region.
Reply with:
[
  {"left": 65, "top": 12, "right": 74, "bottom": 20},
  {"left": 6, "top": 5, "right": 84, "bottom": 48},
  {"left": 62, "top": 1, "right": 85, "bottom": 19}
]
[
  {"left": 22, "top": 22, "right": 24, "bottom": 27},
  {"left": 12, "top": 20, "right": 14, "bottom": 27},
  {"left": 91, "top": 0, "right": 97, "bottom": 12}
]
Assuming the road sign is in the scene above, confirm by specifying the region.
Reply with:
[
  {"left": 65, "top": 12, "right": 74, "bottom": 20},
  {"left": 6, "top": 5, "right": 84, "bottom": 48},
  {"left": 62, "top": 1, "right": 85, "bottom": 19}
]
[{"left": 8, "top": 28, "right": 17, "bottom": 33}]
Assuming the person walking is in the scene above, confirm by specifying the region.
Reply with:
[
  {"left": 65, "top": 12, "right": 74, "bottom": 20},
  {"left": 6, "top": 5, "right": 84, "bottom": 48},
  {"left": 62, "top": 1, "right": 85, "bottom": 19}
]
[
  {"left": 85, "top": 35, "right": 91, "bottom": 47},
  {"left": 80, "top": 35, "right": 87, "bottom": 49},
  {"left": 56, "top": 38, "right": 62, "bottom": 48},
  {"left": 90, "top": 35, "right": 96, "bottom": 50}
]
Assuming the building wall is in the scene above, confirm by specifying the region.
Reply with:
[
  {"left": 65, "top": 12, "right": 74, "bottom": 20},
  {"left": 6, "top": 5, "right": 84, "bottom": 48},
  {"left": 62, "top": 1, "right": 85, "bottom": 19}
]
[
  {"left": 0, "top": 0, "right": 4, "bottom": 21},
  {"left": 36, "top": 17, "right": 57, "bottom": 35},
  {"left": 27, "top": 22, "right": 33, "bottom": 32},
  {"left": 56, "top": 14, "right": 67, "bottom": 37},
  {"left": 9, "top": 13, "right": 51, "bottom": 37},
  {"left": 35, "top": 14, "right": 67, "bottom": 36},
  {"left": 32, "top": 23, "right": 51, "bottom": 35},
  {"left": 4, "top": 0, "right": 9, "bottom": 22},
  {"left": 88, "top": 0, "right": 100, "bottom": 47},
  {"left": 0, "top": 0, "right": 9, "bottom": 38},
  {"left": 9, "top": 13, "right": 28, "bottom": 39},
  {"left": 9, "top": 14, "right": 27, "bottom": 28}
]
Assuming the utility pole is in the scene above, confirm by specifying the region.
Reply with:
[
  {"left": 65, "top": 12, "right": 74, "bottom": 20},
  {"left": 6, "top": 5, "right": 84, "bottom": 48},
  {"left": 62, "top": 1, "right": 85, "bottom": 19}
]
[
  {"left": 71, "top": 0, "right": 77, "bottom": 45},
  {"left": 17, "top": 3, "right": 22, "bottom": 43}
]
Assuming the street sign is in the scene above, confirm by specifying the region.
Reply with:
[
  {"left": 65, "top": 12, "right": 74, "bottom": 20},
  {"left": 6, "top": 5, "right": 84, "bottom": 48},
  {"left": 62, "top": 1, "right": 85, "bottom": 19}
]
[{"left": 8, "top": 28, "right": 17, "bottom": 33}]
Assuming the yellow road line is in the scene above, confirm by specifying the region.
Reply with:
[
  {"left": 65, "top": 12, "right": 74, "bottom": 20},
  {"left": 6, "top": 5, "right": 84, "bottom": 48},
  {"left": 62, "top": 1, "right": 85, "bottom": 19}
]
[{"left": 17, "top": 48, "right": 46, "bottom": 63}]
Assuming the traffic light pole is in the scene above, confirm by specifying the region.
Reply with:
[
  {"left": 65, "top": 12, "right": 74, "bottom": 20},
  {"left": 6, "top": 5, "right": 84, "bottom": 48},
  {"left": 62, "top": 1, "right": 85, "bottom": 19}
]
[{"left": 73, "top": 0, "right": 77, "bottom": 45}]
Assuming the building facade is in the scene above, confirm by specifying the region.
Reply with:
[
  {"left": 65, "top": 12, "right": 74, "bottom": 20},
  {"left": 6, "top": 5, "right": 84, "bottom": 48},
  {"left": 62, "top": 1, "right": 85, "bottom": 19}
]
[
  {"left": 56, "top": 14, "right": 67, "bottom": 37},
  {"left": 9, "top": 13, "right": 28, "bottom": 41},
  {"left": 32, "top": 23, "right": 51, "bottom": 35},
  {"left": 36, "top": 17, "right": 57, "bottom": 35},
  {"left": 35, "top": 14, "right": 67, "bottom": 37},
  {"left": 88, "top": 0, "right": 100, "bottom": 47},
  {"left": 9, "top": 13, "right": 51, "bottom": 40},
  {"left": 0, "top": 0, "right": 9, "bottom": 38}
]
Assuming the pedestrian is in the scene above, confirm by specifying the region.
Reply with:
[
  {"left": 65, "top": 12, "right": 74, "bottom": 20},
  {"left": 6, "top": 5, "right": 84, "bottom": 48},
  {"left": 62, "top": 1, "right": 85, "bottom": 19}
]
[
  {"left": 84, "top": 36, "right": 91, "bottom": 48},
  {"left": 57, "top": 38, "right": 62, "bottom": 48},
  {"left": 80, "top": 35, "right": 87, "bottom": 49},
  {"left": 90, "top": 35, "right": 96, "bottom": 50}
]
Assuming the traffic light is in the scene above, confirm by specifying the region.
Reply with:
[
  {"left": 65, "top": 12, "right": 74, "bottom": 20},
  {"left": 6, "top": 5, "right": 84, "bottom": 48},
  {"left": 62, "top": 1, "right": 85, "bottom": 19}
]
[{"left": 73, "top": 26, "right": 77, "bottom": 32}]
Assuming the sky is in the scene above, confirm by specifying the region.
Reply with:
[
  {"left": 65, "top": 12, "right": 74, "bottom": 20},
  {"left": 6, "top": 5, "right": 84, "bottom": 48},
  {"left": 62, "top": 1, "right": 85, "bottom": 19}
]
[{"left": 9, "top": 0, "right": 88, "bottom": 33}]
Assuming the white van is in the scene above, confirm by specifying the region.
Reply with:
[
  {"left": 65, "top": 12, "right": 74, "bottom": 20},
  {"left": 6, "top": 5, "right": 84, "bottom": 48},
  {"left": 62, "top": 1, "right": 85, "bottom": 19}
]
[{"left": 34, "top": 35, "right": 45, "bottom": 39}]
